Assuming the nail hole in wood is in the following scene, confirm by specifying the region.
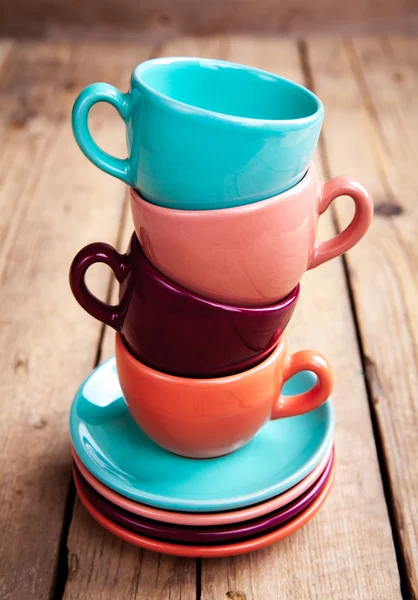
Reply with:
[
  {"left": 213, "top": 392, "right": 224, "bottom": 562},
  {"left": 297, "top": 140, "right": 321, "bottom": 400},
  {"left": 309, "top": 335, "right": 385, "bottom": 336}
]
[
  {"left": 157, "top": 13, "right": 171, "bottom": 26},
  {"left": 374, "top": 202, "right": 404, "bottom": 217}
]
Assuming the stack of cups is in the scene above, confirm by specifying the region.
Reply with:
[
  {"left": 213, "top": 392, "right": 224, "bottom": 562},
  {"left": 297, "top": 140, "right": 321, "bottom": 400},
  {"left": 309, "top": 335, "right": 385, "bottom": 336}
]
[{"left": 69, "top": 58, "right": 373, "bottom": 554}]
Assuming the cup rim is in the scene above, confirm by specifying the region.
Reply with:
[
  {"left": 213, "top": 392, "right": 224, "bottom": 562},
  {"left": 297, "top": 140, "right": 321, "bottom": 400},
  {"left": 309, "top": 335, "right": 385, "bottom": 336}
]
[
  {"left": 131, "top": 57, "right": 324, "bottom": 129},
  {"left": 132, "top": 233, "right": 300, "bottom": 314},
  {"left": 116, "top": 332, "right": 288, "bottom": 384},
  {"left": 131, "top": 163, "right": 316, "bottom": 217}
]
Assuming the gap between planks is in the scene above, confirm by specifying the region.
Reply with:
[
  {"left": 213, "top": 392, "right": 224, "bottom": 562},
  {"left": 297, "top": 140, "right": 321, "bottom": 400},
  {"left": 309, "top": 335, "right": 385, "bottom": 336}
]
[
  {"left": 199, "top": 36, "right": 401, "bottom": 600},
  {"left": 305, "top": 37, "right": 418, "bottom": 600},
  {"left": 0, "top": 39, "right": 163, "bottom": 600},
  {"left": 59, "top": 36, "right": 228, "bottom": 600},
  {"left": 301, "top": 37, "right": 412, "bottom": 599},
  {"left": 37, "top": 36, "right": 404, "bottom": 600},
  {"left": 0, "top": 35, "right": 410, "bottom": 600}
]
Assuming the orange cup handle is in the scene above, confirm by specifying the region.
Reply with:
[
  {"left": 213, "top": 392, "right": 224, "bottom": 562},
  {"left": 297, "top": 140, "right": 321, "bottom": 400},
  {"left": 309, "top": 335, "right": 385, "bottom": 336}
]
[
  {"left": 271, "top": 350, "right": 334, "bottom": 420},
  {"left": 308, "top": 176, "right": 373, "bottom": 270}
]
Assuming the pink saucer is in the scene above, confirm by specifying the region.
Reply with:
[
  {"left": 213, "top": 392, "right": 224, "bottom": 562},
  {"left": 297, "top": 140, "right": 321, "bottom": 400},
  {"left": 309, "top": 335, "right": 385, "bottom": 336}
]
[
  {"left": 72, "top": 438, "right": 333, "bottom": 526},
  {"left": 75, "top": 459, "right": 336, "bottom": 558}
]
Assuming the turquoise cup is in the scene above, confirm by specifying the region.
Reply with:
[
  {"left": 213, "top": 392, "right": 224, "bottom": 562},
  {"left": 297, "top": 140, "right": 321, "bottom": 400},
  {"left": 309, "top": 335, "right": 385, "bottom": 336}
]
[{"left": 72, "top": 57, "right": 324, "bottom": 210}]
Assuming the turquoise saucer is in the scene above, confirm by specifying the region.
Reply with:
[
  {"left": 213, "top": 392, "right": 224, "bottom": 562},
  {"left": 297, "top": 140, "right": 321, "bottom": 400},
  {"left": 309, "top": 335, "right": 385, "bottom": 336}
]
[{"left": 69, "top": 358, "right": 334, "bottom": 512}]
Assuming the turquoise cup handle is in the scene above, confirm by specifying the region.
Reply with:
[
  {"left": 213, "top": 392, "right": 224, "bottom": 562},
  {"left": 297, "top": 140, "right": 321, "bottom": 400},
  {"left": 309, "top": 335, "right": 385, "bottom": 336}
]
[{"left": 72, "top": 83, "right": 133, "bottom": 185}]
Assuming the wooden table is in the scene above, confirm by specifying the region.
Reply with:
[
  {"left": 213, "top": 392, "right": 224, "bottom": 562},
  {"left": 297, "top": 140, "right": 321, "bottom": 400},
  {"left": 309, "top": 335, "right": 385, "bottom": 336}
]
[{"left": 0, "top": 35, "right": 416, "bottom": 600}]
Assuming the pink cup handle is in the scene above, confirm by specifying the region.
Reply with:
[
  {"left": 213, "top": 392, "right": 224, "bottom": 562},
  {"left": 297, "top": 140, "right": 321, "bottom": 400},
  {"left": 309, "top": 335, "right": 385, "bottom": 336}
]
[
  {"left": 309, "top": 176, "right": 373, "bottom": 270},
  {"left": 271, "top": 350, "right": 334, "bottom": 420}
]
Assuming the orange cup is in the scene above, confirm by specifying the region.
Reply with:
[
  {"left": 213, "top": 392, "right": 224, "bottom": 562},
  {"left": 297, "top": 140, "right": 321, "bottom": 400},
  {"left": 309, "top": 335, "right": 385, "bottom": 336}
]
[{"left": 115, "top": 334, "right": 334, "bottom": 458}]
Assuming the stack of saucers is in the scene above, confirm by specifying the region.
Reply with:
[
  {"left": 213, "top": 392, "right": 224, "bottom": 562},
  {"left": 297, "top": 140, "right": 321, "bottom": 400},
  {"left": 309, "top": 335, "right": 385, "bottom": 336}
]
[
  {"left": 70, "top": 360, "right": 334, "bottom": 557},
  {"left": 69, "top": 57, "right": 372, "bottom": 557}
]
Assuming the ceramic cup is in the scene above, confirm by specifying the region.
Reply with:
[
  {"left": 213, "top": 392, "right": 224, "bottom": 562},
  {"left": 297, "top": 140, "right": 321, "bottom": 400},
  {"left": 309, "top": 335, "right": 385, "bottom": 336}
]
[
  {"left": 115, "top": 333, "right": 334, "bottom": 458},
  {"left": 69, "top": 233, "right": 299, "bottom": 377},
  {"left": 131, "top": 163, "right": 373, "bottom": 305},
  {"left": 71, "top": 57, "right": 324, "bottom": 210}
]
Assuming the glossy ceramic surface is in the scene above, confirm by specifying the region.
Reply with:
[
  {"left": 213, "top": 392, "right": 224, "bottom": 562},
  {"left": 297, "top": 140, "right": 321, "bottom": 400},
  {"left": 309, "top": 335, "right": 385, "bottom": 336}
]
[
  {"left": 75, "top": 459, "right": 335, "bottom": 557},
  {"left": 72, "top": 438, "right": 333, "bottom": 525},
  {"left": 132, "top": 163, "right": 374, "bottom": 305},
  {"left": 69, "top": 362, "right": 335, "bottom": 511},
  {"left": 116, "top": 333, "right": 333, "bottom": 458},
  {"left": 72, "top": 57, "right": 324, "bottom": 210},
  {"left": 74, "top": 451, "right": 333, "bottom": 543},
  {"left": 69, "top": 233, "right": 299, "bottom": 378}
]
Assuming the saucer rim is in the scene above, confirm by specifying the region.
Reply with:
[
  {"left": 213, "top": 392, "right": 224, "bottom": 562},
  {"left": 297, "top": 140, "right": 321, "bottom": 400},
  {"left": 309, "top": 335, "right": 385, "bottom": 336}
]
[
  {"left": 71, "top": 437, "right": 334, "bottom": 525},
  {"left": 74, "top": 459, "right": 336, "bottom": 558},
  {"left": 73, "top": 450, "right": 334, "bottom": 543}
]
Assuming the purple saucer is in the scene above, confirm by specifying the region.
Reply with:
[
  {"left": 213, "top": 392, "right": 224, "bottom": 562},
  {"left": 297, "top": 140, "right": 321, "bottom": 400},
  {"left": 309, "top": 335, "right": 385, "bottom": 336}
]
[{"left": 73, "top": 450, "right": 334, "bottom": 544}]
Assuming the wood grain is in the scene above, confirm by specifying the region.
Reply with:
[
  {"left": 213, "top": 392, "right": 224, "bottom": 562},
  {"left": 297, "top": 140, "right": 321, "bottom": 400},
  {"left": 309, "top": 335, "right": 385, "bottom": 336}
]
[
  {"left": 0, "top": 39, "right": 13, "bottom": 65},
  {"left": 1, "top": 0, "right": 417, "bottom": 41},
  {"left": 0, "top": 40, "right": 153, "bottom": 600},
  {"left": 306, "top": 36, "right": 418, "bottom": 598},
  {"left": 64, "top": 501, "right": 196, "bottom": 600},
  {"left": 62, "top": 36, "right": 225, "bottom": 600},
  {"left": 200, "top": 36, "right": 402, "bottom": 600},
  {"left": 0, "top": 35, "right": 413, "bottom": 600}
]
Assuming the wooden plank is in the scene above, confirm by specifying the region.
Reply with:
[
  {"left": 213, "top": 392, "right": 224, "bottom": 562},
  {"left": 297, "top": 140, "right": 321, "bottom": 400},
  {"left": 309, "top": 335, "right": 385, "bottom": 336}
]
[
  {"left": 62, "top": 36, "right": 225, "bottom": 600},
  {"left": 65, "top": 509, "right": 196, "bottom": 600},
  {"left": 200, "top": 36, "right": 402, "bottom": 600},
  {"left": 307, "top": 36, "right": 418, "bottom": 597},
  {"left": 0, "top": 38, "right": 13, "bottom": 65},
  {"left": 157, "top": 34, "right": 226, "bottom": 59},
  {"left": 1, "top": 0, "right": 418, "bottom": 41},
  {"left": 0, "top": 40, "right": 154, "bottom": 600}
]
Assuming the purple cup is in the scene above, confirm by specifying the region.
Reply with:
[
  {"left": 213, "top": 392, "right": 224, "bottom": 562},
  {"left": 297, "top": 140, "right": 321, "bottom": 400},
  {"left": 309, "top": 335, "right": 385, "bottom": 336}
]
[
  {"left": 69, "top": 233, "right": 299, "bottom": 378},
  {"left": 73, "top": 451, "right": 333, "bottom": 544}
]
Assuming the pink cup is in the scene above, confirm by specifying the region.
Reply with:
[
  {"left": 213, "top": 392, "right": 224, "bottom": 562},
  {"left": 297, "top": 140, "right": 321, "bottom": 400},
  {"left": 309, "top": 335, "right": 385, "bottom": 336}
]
[{"left": 131, "top": 163, "right": 373, "bottom": 306}]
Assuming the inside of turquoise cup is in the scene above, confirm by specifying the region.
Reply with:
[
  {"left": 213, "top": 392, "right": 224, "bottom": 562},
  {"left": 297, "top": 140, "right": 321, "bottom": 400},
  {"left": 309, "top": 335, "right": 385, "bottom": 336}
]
[{"left": 138, "top": 60, "right": 319, "bottom": 121}]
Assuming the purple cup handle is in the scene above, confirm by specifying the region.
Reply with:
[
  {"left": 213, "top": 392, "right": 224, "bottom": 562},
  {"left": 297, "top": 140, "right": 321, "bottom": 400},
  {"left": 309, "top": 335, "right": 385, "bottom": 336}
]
[{"left": 69, "top": 242, "right": 131, "bottom": 330}]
